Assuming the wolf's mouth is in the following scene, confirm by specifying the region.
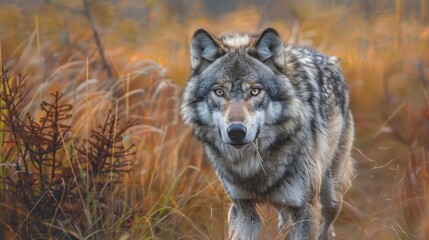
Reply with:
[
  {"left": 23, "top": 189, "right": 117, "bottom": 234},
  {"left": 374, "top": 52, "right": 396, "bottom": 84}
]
[{"left": 229, "top": 143, "right": 248, "bottom": 149}]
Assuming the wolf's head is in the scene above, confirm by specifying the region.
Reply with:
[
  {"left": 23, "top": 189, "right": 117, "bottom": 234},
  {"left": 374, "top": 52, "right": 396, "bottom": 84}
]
[{"left": 181, "top": 27, "right": 298, "bottom": 148}]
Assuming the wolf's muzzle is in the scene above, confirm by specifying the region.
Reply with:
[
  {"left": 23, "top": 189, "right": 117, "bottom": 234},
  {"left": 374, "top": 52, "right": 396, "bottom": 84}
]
[{"left": 227, "top": 123, "right": 247, "bottom": 142}]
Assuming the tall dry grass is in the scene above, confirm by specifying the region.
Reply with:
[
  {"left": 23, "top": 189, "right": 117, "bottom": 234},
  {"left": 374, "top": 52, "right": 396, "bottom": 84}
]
[
  {"left": 0, "top": 29, "right": 226, "bottom": 239},
  {"left": 0, "top": 1, "right": 428, "bottom": 239}
]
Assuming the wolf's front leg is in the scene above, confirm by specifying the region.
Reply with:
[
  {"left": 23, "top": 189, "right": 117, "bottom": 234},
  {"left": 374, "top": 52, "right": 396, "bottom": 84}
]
[
  {"left": 285, "top": 202, "right": 321, "bottom": 240},
  {"left": 228, "top": 199, "right": 261, "bottom": 240}
]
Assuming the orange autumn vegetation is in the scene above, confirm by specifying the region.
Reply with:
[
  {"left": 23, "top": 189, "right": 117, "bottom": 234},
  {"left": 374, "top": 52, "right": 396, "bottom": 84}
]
[{"left": 0, "top": 1, "right": 428, "bottom": 239}]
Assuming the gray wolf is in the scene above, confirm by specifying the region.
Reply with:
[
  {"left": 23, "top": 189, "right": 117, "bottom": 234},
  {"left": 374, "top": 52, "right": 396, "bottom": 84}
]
[{"left": 180, "top": 26, "right": 354, "bottom": 240}]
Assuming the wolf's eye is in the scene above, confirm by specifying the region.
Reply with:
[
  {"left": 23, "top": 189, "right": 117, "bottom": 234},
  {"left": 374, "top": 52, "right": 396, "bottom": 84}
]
[
  {"left": 214, "top": 89, "right": 224, "bottom": 97},
  {"left": 251, "top": 88, "right": 261, "bottom": 96}
]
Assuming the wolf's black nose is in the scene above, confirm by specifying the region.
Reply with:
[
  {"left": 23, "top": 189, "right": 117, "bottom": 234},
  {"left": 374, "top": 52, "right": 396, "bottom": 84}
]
[{"left": 227, "top": 124, "right": 247, "bottom": 141}]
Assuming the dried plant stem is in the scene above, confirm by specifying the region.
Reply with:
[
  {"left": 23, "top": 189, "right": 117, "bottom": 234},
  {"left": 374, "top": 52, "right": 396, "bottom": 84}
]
[
  {"left": 111, "top": 99, "right": 119, "bottom": 180},
  {"left": 0, "top": 41, "right": 3, "bottom": 186},
  {"left": 253, "top": 140, "right": 266, "bottom": 175},
  {"left": 126, "top": 73, "right": 130, "bottom": 122},
  {"left": 85, "top": 56, "right": 90, "bottom": 191}
]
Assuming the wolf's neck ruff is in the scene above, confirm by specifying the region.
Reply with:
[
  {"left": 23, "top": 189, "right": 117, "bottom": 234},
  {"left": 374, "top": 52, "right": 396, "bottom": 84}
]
[{"left": 181, "top": 27, "right": 354, "bottom": 240}]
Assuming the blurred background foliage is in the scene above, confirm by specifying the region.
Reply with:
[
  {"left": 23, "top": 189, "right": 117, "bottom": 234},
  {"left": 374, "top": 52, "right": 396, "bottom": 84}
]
[{"left": 0, "top": 0, "right": 428, "bottom": 239}]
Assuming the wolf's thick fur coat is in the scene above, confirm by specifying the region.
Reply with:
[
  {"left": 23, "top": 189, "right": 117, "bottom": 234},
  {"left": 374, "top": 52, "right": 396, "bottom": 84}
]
[{"left": 180, "top": 27, "right": 354, "bottom": 240}]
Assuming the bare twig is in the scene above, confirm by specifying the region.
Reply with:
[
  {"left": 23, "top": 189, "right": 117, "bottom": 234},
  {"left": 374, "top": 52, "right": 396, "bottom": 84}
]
[
  {"left": 46, "top": 0, "right": 113, "bottom": 78},
  {"left": 82, "top": 0, "right": 113, "bottom": 79}
]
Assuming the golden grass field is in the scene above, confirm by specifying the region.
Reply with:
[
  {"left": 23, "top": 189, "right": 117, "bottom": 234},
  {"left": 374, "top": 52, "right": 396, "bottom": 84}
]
[{"left": 0, "top": 0, "right": 428, "bottom": 239}]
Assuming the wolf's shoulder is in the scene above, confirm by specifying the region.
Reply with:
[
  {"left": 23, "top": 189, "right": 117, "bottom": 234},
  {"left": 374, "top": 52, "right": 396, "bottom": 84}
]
[
  {"left": 282, "top": 44, "right": 345, "bottom": 89},
  {"left": 283, "top": 44, "right": 349, "bottom": 117}
]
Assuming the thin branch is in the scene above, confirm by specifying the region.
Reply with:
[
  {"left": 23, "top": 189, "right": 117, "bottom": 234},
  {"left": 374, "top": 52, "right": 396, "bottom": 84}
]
[
  {"left": 46, "top": 0, "right": 113, "bottom": 78},
  {"left": 82, "top": 0, "right": 113, "bottom": 79}
]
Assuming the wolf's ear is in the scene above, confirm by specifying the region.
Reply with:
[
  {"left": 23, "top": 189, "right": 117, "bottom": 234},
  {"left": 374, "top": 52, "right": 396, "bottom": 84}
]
[
  {"left": 252, "top": 27, "right": 284, "bottom": 67},
  {"left": 191, "top": 28, "right": 223, "bottom": 70}
]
